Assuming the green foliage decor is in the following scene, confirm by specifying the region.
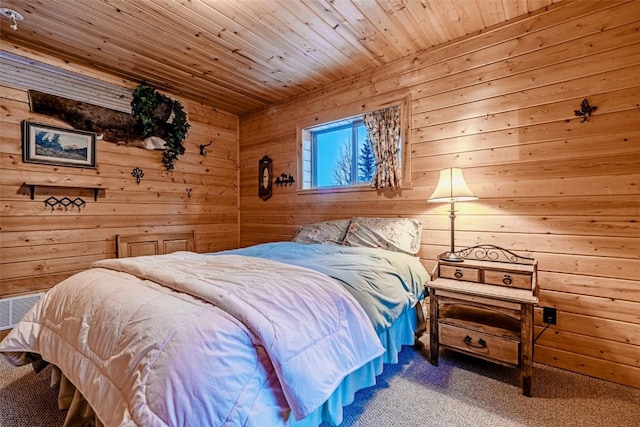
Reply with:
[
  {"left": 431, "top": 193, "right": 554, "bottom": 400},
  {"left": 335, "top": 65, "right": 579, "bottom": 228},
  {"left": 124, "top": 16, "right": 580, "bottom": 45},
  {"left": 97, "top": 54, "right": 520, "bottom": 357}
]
[{"left": 131, "top": 84, "right": 190, "bottom": 170}]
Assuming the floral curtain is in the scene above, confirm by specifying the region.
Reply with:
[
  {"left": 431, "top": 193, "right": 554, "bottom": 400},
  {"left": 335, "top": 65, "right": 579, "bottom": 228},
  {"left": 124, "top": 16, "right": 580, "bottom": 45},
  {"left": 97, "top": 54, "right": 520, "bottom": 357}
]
[{"left": 363, "top": 105, "right": 402, "bottom": 190}]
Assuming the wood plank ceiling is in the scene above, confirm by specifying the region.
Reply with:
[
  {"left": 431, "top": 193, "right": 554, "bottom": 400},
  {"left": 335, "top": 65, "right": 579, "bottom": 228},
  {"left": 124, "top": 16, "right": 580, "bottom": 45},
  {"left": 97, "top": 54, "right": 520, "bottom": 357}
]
[{"left": 0, "top": 0, "right": 559, "bottom": 116}]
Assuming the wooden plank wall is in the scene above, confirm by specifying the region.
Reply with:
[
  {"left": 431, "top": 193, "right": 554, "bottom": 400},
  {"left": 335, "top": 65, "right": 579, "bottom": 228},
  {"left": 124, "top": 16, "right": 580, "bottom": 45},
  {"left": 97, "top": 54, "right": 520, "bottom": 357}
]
[
  {"left": 239, "top": 1, "right": 640, "bottom": 388},
  {"left": 0, "top": 46, "right": 240, "bottom": 299}
]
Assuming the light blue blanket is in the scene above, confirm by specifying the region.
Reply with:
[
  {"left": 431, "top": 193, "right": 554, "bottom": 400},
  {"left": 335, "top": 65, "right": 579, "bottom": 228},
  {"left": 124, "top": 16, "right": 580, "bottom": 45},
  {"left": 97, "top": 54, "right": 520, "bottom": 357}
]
[{"left": 214, "top": 242, "right": 430, "bottom": 334}]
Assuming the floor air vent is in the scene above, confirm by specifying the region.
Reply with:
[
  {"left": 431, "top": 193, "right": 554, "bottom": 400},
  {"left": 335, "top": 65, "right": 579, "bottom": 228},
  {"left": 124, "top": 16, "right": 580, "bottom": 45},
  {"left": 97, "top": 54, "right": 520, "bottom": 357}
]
[{"left": 0, "top": 293, "right": 45, "bottom": 330}]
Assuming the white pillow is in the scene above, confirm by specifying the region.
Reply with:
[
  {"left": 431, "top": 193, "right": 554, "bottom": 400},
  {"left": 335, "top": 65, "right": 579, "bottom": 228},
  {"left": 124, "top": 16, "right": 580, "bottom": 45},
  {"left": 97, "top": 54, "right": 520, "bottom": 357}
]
[
  {"left": 293, "top": 219, "right": 352, "bottom": 244},
  {"left": 342, "top": 217, "right": 422, "bottom": 255}
]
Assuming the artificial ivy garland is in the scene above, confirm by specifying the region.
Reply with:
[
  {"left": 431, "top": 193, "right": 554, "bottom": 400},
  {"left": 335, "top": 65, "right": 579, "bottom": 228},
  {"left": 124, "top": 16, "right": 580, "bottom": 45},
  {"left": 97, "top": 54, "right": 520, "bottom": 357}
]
[{"left": 131, "top": 84, "right": 191, "bottom": 170}]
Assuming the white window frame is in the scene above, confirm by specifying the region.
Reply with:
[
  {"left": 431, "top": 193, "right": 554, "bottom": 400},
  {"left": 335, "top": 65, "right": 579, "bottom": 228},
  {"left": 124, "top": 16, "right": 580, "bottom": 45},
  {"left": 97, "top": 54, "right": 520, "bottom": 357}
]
[{"left": 302, "top": 116, "right": 369, "bottom": 189}]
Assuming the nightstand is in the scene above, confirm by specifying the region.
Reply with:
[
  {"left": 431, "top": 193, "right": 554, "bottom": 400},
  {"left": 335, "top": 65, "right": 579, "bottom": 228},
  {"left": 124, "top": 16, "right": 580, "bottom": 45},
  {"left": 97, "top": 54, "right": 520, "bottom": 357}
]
[{"left": 427, "top": 245, "right": 538, "bottom": 396}]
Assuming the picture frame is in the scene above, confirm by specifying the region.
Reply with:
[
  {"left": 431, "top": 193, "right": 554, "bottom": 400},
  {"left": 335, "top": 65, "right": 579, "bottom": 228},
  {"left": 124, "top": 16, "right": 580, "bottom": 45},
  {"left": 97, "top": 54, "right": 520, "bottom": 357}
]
[
  {"left": 22, "top": 121, "right": 97, "bottom": 169},
  {"left": 258, "top": 155, "right": 273, "bottom": 201}
]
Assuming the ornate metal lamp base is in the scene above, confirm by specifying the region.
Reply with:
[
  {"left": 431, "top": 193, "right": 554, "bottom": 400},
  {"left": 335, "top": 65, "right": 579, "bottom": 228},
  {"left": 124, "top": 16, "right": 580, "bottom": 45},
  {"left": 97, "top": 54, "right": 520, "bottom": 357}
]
[{"left": 441, "top": 252, "right": 465, "bottom": 262}]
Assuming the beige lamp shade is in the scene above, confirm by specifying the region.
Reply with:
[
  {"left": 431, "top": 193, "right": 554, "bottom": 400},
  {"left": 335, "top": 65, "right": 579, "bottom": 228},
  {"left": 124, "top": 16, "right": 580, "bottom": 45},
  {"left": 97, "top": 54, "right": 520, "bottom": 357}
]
[{"left": 428, "top": 168, "right": 478, "bottom": 203}]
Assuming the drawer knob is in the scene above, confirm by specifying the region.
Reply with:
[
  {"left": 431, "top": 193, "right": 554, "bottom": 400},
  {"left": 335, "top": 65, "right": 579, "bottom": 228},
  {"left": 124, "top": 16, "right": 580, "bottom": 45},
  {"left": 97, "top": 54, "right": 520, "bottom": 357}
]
[
  {"left": 454, "top": 269, "right": 463, "bottom": 279},
  {"left": 464, "top": 335, "right": 487, "bottom": 349},
  {"left": 502, "top": 274, "right": 512, "bottom": 285}
]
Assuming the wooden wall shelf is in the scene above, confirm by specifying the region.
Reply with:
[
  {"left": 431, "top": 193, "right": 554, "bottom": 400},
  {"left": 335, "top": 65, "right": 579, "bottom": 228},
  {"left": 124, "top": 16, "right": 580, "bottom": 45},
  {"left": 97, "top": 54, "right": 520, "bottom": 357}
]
[{"left": 22, "top": 182, "right": 105, "bottom": 201}]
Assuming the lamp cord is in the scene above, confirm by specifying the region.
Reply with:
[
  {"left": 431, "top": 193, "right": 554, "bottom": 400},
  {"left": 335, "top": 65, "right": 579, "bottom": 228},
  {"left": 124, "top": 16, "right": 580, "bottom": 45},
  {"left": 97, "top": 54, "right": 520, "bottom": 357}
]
[{"left": 533, "top": 323, "right": 551, "bottom": 343}]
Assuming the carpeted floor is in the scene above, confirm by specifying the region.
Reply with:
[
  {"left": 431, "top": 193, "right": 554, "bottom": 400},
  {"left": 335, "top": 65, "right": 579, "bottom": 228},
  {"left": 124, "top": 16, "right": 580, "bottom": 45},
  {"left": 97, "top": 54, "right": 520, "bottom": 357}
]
[
  {"left": 1, "top": 346, "right": 639, "bottom": 426},
  {"left": 332, "top": 348, "right": 640, "bottom": 426},
  {"left": 0, "top": 358, "right": 66, "bottom": 427}
]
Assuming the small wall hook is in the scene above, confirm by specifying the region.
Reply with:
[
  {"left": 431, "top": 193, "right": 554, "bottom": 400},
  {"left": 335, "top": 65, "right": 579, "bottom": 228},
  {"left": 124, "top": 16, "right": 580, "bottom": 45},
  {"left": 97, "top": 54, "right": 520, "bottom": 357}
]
[
  {"left": 44, "top": 196, "right": 85, "bottom": 212},
  {"left": 199, "top": 141, "right": 213, "bottom": 156},
  {"left": 186, "top": 188, "right": 192, "bottom": 198},
  {"left": 274, "top": 173, "right": 295, "bottom": 187}
]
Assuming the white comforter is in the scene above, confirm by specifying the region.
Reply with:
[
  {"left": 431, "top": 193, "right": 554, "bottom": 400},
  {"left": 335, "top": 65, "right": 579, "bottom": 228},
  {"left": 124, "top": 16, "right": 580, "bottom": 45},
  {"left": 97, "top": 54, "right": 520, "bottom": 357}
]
[{"left": 0, "top": 252, "right": 384, "bottom": 426}]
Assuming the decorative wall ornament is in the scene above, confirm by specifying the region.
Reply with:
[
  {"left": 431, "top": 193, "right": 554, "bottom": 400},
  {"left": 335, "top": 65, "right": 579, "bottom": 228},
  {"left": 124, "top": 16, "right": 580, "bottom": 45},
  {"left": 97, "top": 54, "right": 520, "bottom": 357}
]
[
  {"left": 275, "top": 173, "right": 295, "bottom": 187},
  {"left": 258, "top": 156, "right": 273, "bottom": 201},
  {"left": 574, "top": 98, "right": 597, "bottom": 122},
  {"left": 22, "top": 121, "right": 96, "bottom": 169},
  {"left": 199, "top": 141, "right": 213, "bottom": 156},
  {"left": 131, "top": 167, "right": 144, "bottom": 184}
]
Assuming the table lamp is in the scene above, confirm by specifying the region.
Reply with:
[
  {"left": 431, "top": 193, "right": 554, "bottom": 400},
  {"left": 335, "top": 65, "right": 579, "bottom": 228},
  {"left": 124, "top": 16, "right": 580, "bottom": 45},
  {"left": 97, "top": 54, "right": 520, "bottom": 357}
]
[{"left": 428, "top": 168, "right": 478, "bottom": 262}]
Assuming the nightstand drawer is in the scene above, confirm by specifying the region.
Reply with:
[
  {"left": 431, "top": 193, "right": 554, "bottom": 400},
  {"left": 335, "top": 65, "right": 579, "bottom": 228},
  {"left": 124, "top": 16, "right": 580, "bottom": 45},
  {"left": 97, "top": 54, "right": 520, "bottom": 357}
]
[
  {"left": 439, "top": 323, "right": 519, "bottom": 365},
  {"left": 440, "top": 265, "right": 480, "bottom": 282},
  {"left": 484, "top": 270, "right": 531, "bottom": 290}
]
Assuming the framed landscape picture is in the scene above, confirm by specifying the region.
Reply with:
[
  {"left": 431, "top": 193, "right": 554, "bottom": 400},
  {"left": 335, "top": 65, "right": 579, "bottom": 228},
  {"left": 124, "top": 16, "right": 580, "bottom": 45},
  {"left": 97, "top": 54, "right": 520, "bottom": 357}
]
[{"left": 22, "top": 121, "right": 96, "bottom": 168}]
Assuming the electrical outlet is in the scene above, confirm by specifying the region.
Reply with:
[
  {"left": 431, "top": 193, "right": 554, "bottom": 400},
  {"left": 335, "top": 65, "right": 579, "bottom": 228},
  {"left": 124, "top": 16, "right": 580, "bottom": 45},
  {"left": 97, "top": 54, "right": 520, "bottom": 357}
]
[{"left": 543, "top": 307, "right": 557, "bottom": 325}]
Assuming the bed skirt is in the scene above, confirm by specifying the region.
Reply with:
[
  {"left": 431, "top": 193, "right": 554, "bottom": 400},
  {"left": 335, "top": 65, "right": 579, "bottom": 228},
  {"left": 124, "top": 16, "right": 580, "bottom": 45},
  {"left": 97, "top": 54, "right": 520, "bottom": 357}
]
[
  {"left": 50, "top": 306, "right": 418, "bottom": 427},
  {"left": 50, "top": 365, "right": 103, "bottom": 427},
  {"left": 290, "top": 305, "right": 418, "bottom": 426}
]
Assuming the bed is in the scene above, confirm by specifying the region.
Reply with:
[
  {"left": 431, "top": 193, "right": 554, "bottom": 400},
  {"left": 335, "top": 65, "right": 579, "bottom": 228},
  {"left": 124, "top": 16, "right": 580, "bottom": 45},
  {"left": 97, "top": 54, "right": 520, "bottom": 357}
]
[{"left": 0, "top": 217, "right": 429, "bottom": 427}]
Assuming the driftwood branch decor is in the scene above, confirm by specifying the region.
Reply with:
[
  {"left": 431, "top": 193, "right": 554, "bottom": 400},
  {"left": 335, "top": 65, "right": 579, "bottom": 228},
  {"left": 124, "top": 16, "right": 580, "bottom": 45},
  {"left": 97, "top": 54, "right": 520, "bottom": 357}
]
[
  {"left": 28, "top": 85, "right": 190, "bottom": 170},
  {"left": 29, "top": 90, "right": 141, "bottom": 145}
]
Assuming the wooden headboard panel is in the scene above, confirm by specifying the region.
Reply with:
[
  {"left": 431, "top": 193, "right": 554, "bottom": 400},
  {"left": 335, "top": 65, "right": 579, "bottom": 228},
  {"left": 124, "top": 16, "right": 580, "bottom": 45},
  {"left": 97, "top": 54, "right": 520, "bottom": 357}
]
[{"left": 116, "top": 231, "right": 196, "bottom": 258}]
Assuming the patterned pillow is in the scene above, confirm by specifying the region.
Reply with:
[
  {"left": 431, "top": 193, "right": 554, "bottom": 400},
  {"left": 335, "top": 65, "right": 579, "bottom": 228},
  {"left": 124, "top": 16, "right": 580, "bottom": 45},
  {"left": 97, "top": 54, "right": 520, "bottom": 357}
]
[
  {"left": 293, "top": 219, "right": 352, "bottom": 245},
  {"left": 343, "top": 217, "right": 422, "bottom": 255}
]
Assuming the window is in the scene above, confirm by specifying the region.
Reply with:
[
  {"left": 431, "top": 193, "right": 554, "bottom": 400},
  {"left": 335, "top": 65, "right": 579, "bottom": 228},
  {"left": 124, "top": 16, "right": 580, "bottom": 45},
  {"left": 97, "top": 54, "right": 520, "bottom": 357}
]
[
  {"left": 301, "top": 117, "right": 376, "bottom": 189},
  {"left": 299, "top": 96, "right": 410, "bottom": 191}
]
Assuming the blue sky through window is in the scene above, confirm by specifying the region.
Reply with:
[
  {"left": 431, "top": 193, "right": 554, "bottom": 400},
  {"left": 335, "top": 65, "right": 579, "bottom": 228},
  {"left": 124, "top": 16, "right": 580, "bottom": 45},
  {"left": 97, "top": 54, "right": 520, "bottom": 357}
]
[
  {"left": 312, "top": 120, "right": 368, "bottom": 187},
  {"left": 315, "top": 126, "right": 351, "bottom": 187}
]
